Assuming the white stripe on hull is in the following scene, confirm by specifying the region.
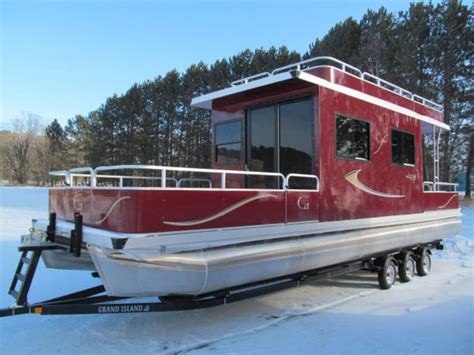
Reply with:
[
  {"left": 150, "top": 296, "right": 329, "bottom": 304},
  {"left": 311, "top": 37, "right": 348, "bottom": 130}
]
[{"left": 34, "top": 208, "right": 461, "bottom": 254}]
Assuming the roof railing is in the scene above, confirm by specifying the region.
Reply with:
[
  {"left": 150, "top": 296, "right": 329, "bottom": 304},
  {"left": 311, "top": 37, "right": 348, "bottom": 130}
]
[
  {"left": 230, "top": 56, "right": 443, "bottom": 113},
  {"left": 231, "top": 72, "right": 271, "bottom": 86}
]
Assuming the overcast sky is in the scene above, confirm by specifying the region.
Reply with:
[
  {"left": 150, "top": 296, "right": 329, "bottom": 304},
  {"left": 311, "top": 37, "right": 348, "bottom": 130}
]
[{"left": 1, "top": 0, "right": 424, "bottom": 127}]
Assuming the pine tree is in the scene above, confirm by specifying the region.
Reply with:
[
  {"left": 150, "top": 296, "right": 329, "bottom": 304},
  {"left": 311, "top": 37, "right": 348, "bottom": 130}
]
[{"left": 305, "top": 18, "right": 361, "bottom": 66}]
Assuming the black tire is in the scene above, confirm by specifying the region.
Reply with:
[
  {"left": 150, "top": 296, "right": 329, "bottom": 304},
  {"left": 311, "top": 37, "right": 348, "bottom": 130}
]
[
  {"left": 377, "top": 257, "right": 397, "bottom": 290},
  {"left": 398, "top": 252, "right": 416, "bottom": 283},
  {"left": 416, "top": 248, "right": 432, "bottom": 276}
]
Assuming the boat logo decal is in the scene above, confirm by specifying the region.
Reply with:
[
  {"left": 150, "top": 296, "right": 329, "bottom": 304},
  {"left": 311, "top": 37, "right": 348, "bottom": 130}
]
[
  {"left": 345, "top": 169, "right": 405, "bottom": 198},
  {"left": 94, "top": 196, "right": 131, "bottom": 224},
  {"left": 163, "top": 194, "right": 277, "bottom": 227},
  {"left": 438, "top": 194, "right": 457, "bottom": 209},
  {"left": 297, "top": 196, "right": 310, "bottom": 210}
]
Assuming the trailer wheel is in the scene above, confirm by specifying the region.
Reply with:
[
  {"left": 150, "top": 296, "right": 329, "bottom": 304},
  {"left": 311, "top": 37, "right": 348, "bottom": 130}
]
[
  {"left": 398, "top": 252, "right": 415, "bottom": 283},
  {"left": 416, "top": 248, "right": 431, "bottom": 276},
  {"left": 377, "top": 257, "right": 397, "bottom": 290}
]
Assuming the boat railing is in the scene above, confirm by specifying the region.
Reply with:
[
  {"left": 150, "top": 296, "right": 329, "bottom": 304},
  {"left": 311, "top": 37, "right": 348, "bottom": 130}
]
[
  {"left": 231, "top": 56, "right": 443, "bottom": 113},
  {"left": 286, "top": 173, "right": 320, "bottom": 190},
  {"left": 423, "top": 181, "right": 458, "bottom": 192},
  {"left": 50, "top": 165, "right": 319, "bottom": 191}
]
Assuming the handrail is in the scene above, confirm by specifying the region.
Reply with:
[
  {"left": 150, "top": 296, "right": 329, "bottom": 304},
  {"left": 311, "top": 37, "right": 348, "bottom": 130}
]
[
  {"left": 423, "top": 181, "right": 458, "bottom": 192},
  {"left": 413, "top": 94, "right": 444, "bottom": 112},
  {"left": 230, "top": 56, "right": 443, "bottom": 113},
  {"left": 51, "top": 165, "right": 301, "bottom": 190},
  {"left": 362, "top": 72, "right": 413, "bottom": 99},
  {"left": 177, "top": 178, "right": 212, "bottom": 188},
  {"left": 231, "top": 72, "right": 271, "bottom": 86},
  {"left": 271, "top": 56, "right": 362, "bottom": 77},
  {"left": 285, "top": 174, "right": 320, "bottom": 190},
  {"left": 93, "top": 165, "right": 286, "bottom": 189}
]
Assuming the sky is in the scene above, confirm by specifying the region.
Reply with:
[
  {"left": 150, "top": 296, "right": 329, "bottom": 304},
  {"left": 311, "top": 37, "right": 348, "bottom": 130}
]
[{"left": 1, "top": 0, "right": 425, "bottom": 128}]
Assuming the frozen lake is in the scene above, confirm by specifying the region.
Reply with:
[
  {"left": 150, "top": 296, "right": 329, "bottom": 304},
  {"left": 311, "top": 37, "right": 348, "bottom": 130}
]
[{"left": 0, "top": 187, "right": 472, "bottom": 354}]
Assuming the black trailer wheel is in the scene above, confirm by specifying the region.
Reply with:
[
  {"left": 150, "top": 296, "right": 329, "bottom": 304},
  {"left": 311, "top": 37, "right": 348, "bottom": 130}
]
[
  {"left": 377, "top": 257, "right": 397, "bottom": 290},
  {"left": 398, "top": 252, "right": 415, "bottom": 283},
  {"left": 416, "top": 248, "right": 432, "bottom": 276}
]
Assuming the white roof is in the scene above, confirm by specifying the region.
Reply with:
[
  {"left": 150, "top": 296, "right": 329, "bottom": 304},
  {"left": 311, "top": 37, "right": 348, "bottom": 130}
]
[{"left": 191, "top": 69, "right": 449, "bottom": 131}]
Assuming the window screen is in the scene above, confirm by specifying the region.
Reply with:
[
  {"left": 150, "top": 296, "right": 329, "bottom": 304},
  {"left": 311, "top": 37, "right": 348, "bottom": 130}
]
[
  {"left": 336, "top": 115, "right": 370, "bottom": 161},
  {"left": 215, "top": 120, "right": 241, "bottom": 165},
  {"left": 391, "top": 129, "right": 415, "bottom": 165}
]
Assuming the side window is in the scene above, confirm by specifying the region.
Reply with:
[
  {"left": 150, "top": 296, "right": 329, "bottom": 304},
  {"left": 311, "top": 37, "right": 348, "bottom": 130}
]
[
  {"left": 215, "top": 120, "right": 242, "bottom": 165},
  {"left": 336, "top": 115, "right": 370, "bottom": 161},
  {"left": 391, "top": 129, "right": 415, "bottom": 166}
]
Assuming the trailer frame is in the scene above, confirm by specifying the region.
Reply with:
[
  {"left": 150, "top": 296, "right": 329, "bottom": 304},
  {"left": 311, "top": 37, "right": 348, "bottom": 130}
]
[{"left": 0, "top": 239, "right": 443, "bottom": 318}]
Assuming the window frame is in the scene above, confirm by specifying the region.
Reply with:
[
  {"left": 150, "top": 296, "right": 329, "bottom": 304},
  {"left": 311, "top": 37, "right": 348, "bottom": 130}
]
[
  {"left": 334, "top": 113, "right": 371, "bottom": 163},
  {"left": 245, "top": 95, "right": 314, "bottom": 174},
  {"left": 214, "top": 118, "right": 243, "bottom": 165},
  {"left": 390, "top": 128, "right": 416, "bottom": 167}
]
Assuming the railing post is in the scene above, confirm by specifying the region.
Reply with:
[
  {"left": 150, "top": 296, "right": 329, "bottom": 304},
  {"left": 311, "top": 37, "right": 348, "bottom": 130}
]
[
  {"left": 221, "top": 173, "right": 226, "bottom": 189},
  {"left": 161, "top": 169, "right": 167, "bottom": 188},
  {"left": 91, "top": 172, "right": 96, "bottom": 187}
]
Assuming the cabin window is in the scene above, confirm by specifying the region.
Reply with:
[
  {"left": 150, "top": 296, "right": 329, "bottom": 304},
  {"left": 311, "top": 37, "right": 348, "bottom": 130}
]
[
  {"left": 215, "top": 120, "right": 242, "bottom": 165},
  {"left": 336, "top": 115, "right": 370, "bottom": 161},
  {"left": 280, "top": 98, "right": 314, "bottom": 188},
  {"left": 391, "top": 129, "right": 415, "bottom": 166}
]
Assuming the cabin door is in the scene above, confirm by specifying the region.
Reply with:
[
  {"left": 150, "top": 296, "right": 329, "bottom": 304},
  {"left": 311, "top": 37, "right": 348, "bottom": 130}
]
[
  {"left": 247, "top": 105, "right": 278, "bottom": 188},
  {"left": 246, "top": 97, "right": 314, "bottom": 189}
]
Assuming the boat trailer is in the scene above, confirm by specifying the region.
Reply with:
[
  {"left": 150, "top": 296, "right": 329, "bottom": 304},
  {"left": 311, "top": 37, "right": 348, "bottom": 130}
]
[
  {"left": 0, "top": 214, "right": 443, "bottom": 318},
  {"left": 0, "top": 244, "right": 368, "bottom": 317}
]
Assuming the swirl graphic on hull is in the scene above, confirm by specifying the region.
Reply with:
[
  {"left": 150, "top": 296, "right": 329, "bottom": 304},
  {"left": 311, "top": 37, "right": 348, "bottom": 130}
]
[
  {"left": 438, "top": 194, "right": 458, "bottom": 209},
  {"left": 94, "top": 196, "right": 131, "bottom": 224},
  {"left": 345, "top": 169, "right": 405, "bottom": 198},
  {"left": 163, "top": 194, "right": 277, "bottom": 227}
]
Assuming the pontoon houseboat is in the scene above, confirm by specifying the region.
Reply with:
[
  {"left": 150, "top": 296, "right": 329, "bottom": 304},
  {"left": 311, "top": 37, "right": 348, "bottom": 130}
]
[{"left": 9, "top": 57, "right": 461, "bottom": 304}]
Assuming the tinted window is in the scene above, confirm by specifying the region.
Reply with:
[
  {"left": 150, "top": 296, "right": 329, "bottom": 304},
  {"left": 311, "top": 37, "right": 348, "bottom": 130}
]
[
  {"left": 336, "top": 115, "right": 370, "bottom": 161},
  {"left": 280, "top": 99, "right": 314, "bottom": 188},
  {"left": 248, "top": 106, "right": 276, "bottom": 188},
  {"left": 215, "top": 120, "right": 241, "bottom": 165},
  {"left": 391, "top": 129, "right": 415, "bottom": 165}
]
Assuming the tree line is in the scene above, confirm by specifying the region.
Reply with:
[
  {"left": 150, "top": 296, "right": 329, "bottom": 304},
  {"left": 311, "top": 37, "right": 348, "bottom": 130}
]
[{"left": 1, "top": 0, "right": 472, "bottom": 195}]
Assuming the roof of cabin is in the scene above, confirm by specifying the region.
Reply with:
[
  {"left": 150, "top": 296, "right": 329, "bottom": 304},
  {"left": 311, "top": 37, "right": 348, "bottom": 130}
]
[{"left": 191, "top": 57, "right": 449, "bottom": 131}]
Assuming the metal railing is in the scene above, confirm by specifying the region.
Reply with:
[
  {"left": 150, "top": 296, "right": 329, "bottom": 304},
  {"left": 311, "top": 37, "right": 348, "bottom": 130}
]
[
  {"left": 230, "top": 56, "right": 443, "bottom": 113},
  {"left": 286, "top": 174, "right": 320, "bottom": 190},
  {"left": 423, "top": 181, "right": 458, "bottom": 192},
  {"left": 50, "top": 165, "right": 319, "bottom": 191}
]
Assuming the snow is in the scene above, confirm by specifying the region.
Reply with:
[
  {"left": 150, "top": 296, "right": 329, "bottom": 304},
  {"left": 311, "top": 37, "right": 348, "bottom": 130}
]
[{"left": 0, "top": 187, "right": 472, "bottom": 354}]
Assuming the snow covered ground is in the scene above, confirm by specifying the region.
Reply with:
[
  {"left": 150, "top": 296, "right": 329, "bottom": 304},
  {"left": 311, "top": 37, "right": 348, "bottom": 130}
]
[{"left": 0, "top": 187, "right": 472, "bottom": 354}]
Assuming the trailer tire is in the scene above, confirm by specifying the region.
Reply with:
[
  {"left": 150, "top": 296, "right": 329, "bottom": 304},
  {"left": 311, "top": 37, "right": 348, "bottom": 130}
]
[
  {"left": 377, "top": 257, "right": 397, "bottom": 290},
  {"left": 398, "top": 252, "right": 415, "bottom": 283},
  {"left": 416, "top": 248, "right": 431, "bottom": 276}
]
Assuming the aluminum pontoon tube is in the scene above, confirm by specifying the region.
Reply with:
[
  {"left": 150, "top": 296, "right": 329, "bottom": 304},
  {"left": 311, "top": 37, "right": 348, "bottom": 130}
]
[{"left": 88, "top": 217, "right": 460, "bottom": 297}]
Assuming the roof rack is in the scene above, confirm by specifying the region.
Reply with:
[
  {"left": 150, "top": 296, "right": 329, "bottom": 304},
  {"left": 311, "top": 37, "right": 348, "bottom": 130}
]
[{"left": 231, "top": 56, "right": 443, "bottom": 113}]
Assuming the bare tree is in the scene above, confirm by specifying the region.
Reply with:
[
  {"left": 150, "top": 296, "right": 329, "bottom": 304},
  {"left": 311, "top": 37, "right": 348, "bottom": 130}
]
[{"left": 2, "top": 113, "right": 43, "bottom": 184}]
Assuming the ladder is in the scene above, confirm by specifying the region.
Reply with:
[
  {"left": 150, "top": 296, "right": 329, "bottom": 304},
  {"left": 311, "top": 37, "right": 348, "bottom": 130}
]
[{"left": 8, "top": 249, "right": 43, "bottom": 306}]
